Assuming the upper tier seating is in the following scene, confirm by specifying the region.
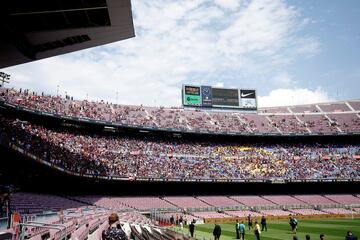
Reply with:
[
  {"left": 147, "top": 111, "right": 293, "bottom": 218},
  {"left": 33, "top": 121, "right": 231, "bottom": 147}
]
[{"left": 1, "top": 87, "right": 360, "bottom": 135}]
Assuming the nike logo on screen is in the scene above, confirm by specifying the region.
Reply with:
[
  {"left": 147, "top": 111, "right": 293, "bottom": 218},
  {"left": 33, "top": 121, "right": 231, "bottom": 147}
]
[{"left": 241, "top": 92, "right": 254, "bottom": 98}]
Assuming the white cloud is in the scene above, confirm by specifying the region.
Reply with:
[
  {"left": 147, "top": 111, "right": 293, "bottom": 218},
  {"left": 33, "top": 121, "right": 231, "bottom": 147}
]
[
  {"left": 273, "top": 72, "right": 297, "bottom": 87},
  {"left": 258, "top": 87, "right": 334, "bottom": 107},
  {"left": 3, "top": 0, "right": 321, "bottom": 107},
  {"left": 214, "top": 0, "right": 240, "bottom": 10},
  {"left": 214, "top": 82, "right": 225, "bottom": 87}
]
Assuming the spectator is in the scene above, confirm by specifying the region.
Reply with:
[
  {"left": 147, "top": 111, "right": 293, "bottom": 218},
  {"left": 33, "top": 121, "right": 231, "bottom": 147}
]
[
  {"left": 345, "top": 231, "right": 358, "bottom": 240},
  {"left": 1, "top": 113, "right": 359, "bottom": 181},
  {"left": 102, "top": 213, "right": 128, "bottom": 240},
  {"left": 189, "top": 220, "right": 195, "bottom": 238},
  {"left": 213, "top": 222, "right": 221, "bottom": 240}
]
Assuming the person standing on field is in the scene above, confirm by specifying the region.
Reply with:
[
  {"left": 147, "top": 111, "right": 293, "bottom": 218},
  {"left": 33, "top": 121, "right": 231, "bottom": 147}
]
[
  {"left": 213, "top": 222, "right": 221, "bottom": 240},
  {"left": 254, "top": 221, "right": 261, "bottom": 240},
  {"left": 261, "top": 216, "right": 267, "bottom": 231},
  {"left": 247, "top": 214, "right": 253, "bottom": 230},
  {"left": 239, "top": 221, "right": 246, "bottom": 240},
  {"left": 235, "top": 220, "right": 240, "bottom": 239}
]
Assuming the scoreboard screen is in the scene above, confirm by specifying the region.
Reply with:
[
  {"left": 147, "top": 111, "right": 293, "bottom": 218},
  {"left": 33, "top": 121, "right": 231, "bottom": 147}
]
[
  {"left": 182, "top": 85, "right": 257, "bottom": 111},
  {"left": 183, "top": 85, "right": 201, "bottom": 106},
  {"left": 212, "top": 88, "right": 239, "bottom": 107}
]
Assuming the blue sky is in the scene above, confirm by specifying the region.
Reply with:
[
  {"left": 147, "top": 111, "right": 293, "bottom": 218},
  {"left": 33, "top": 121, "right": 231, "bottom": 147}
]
[{"left": 2, "top": 0, "right": 360, "bottom": 107}]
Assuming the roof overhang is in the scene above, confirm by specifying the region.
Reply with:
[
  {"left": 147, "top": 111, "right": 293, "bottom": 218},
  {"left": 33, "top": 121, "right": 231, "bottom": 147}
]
[{"left": 0, "top": 0, "right": 135, "bottom": 68}]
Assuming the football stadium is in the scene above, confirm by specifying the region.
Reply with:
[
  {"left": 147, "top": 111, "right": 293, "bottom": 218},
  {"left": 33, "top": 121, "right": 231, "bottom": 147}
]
[{"left": 0, "top": 1, "right": 359, "bottom": 240}]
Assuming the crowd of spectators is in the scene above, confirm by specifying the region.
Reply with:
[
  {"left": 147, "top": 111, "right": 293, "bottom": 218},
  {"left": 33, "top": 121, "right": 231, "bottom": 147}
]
[
  {"left": 1, "top": 87, "right": 360, "bottom": 134},
  {"left": 0, "top": 114, "right": 359, "bottom": 180}
]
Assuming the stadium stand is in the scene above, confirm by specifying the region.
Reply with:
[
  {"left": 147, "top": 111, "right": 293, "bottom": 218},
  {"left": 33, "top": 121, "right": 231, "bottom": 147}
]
[
  {"left": 293, "top": 195, "right": 337, "bottom": 205},
  {"left": 163, "top": 197, "right": 211, "bottom": 209},
  {"left": 11, "top": 192, "right": 87, "bottom": 214},
  {"left": 318, "top": 103, "right": 351, "bottom": 112},
  {"left": 349, "top": 101, "right": 360, "bottom": 111},
  {"left": 191, "top": 212, "right": 232, "bottom": 219},
  {"left": 74, "top": 197, "right": 176, "bottom": 211},
  {"left": 261, "top": 195, "right": 306, "bottom": 205},
  {"left": 2, "top": 191, "right": 360, "bottom": 240},
  {"left": 289, "top": 209, "right": 327, "bottom": 215},
  {"left": 257, "top": 209, "right": 291, "bottom": 216},
  {"left": 196, "top": 196, "right": 241, "bottom": 207},
  {"left": 229, "top": 196, "right": 275, "bottom": 206},
  {"left": 224, "top": 210, "right": 262, "bottom": 217},
  {"left": 321, "top": 208, "right": 357, "bottom": 215},
  {"left": 323, "top": 195, "right": 360, "bottom": 205},
  {"left": 1, "top": 113, "right": 359, "bottom": 180},
  {"left": 1, "top": 87, "right": 360, "bottom": 135},
  {"left": 0, "top": 88, "right": 359, "bottom": 239}
]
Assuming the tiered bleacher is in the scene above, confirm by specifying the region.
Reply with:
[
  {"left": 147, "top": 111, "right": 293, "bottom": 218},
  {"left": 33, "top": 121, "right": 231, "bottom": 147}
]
[
  {"left": 224, "top": 210, "right": 262, "bottom": 217},
  {"left": 2, "top": 192, "right": 360, "bottom": 240},
  {"left": 162, "top": 197, "right": 210, "bottom": 209},
  {"left": 261, "top": 195, "right": 305, "bottom": 205},
  {"left": 196, "top": 196, "right": 240, "bottom": 207},
  {"left": 1, "top": 87, "right": 360, "bottom": 135},
  {"left": 11, "top": 192, "right": 87, "bottom": 214},
  {"left": 257, "top": 209, "right": 291, "bottom": 216},
  {"left": 2, "top": 193, "right": 195, "bottom": 240},
  {"left": 293, "top": 195, "right": 336, "bottom": 205},
  {"left": 2, "top": 112, "right": 359, "bottom": 181},
  {"left": 229, "top": 196, "right": 274, "bottom": 206},
  {"left": 74, "top": 196, "right": 176, "bottom": 211},
  {"left": 321, "top": 208, "right": 357, "bottom": 215},
  {"left": 324, "top": 195, "right": 360, "bottom": 205},
  {"left": 289, "top": 209, "right": 327, "bottom": 215}
]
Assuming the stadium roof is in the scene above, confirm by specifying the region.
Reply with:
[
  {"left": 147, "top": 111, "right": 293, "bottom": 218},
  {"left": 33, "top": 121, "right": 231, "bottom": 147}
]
[{"left": 0, "top": 0, "right": 135, "bottom": 68}]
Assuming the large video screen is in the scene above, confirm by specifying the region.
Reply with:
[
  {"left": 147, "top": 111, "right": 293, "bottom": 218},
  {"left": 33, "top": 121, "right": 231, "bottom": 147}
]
[
  {"left": 212, "top": 88, "right": 239, "bottom": 107},
  {"left": 182, "top": 85, "right": 257, "bottom": 111}
]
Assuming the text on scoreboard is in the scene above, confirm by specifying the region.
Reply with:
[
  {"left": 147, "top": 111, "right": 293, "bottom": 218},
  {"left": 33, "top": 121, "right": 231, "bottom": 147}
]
[{"left": 182, "top": 85, "right": 257, "bottom": 110}]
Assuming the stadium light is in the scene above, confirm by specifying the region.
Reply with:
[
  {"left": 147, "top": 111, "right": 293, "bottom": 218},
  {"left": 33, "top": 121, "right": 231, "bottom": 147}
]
[{"left": 0, "top": 72, "right": 11, "bottom": 87}]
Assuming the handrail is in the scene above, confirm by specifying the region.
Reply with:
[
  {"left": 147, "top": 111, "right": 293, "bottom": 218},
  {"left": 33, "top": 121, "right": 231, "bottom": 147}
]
[{"left": 18, "top": 222, "right": 67, "bottom": 240}]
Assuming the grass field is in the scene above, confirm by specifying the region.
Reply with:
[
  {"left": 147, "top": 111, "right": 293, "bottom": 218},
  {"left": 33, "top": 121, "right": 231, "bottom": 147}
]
[{"left": 173, "top": 218, "right": 360, "bottom": 240}]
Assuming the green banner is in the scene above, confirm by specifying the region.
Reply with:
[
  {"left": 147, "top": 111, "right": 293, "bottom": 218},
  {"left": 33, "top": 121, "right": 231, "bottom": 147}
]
[{"left": 184, "top": 95, "right": 201, "bottom": 105}]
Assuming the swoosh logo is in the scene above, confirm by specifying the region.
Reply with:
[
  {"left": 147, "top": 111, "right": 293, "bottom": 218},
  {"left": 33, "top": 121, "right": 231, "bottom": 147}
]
[{"left": 241, "top": 92, "right": 254, "bottom": 98}]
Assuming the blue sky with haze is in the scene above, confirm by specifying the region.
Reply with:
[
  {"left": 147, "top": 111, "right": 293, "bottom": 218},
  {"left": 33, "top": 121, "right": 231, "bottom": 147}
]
[{"left": 2, "top": 0, "right": 360, "bottom": 107}]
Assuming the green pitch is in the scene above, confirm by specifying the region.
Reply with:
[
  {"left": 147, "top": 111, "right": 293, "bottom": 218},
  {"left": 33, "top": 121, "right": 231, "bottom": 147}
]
[{"left": 173, "top": 218, "right": 360, "bottom": 240}]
